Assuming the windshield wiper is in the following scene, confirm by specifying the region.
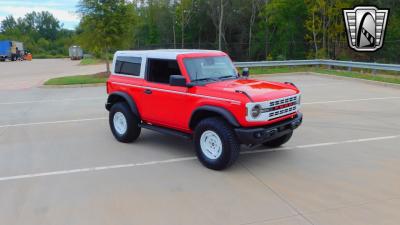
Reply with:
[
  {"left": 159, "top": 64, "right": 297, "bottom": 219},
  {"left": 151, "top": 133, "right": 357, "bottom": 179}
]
[
  {"left": 218, "top": 75, "right": 237, "bottom": 80},
  {"left": 192, "top": 77, "right": 219, "bottom": 82}
]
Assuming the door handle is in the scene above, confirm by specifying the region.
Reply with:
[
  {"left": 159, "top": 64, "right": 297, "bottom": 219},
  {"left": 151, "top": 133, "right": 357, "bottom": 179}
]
[{"left": 144, "top": 89, "right": 152, "bottom": 94}]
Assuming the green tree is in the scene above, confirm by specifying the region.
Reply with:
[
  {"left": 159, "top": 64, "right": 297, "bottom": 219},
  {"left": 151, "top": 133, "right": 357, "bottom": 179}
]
[
  {"left": 206, "top": 0, "right": 228, "bottom": 50},
  {"left": 0, "top": 16, "right": 17, "bottom": 32},
  {"left": 2, "top": 0, "right": 399, "bottom": 63},
  {"left": 176, "top": 0, "right": 193, "bottom": 48},
  {"left": 0, "top": 11, "right": 72, "bottom": 58},
  {"left": 304, "top": 0, "right": 351, "bottom": 59},
  {"left": 134, "top": 0, "right": 176, "bottom": 48},
  {"left": 260, "top": 0, "right": 307, "bottom": 60},
  {"left": 77, "top": 0, "right": 137, "bottom": 74},
  {"left": 35, "top": 11, "right": 61, "bottom": 41}
]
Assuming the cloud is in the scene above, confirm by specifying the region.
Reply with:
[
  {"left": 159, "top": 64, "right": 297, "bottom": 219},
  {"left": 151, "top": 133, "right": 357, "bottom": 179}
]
[
  {"left": 0, "top": 0, "right": 78, "bottom": 8},
  {"left": 0, "top": 1, "right": 80, "bottom": 29},
  {"left": 0, "top": 6, "right": 79, "bottom": 22}
]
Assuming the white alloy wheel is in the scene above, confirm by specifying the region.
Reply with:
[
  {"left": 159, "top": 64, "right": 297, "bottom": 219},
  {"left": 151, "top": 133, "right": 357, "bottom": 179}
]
[
  {"left": 113, "top": 112, "right": 128, "bottom": 135},
  {"left": 200, "top": 130, "right": 223, "bottom": 160}
]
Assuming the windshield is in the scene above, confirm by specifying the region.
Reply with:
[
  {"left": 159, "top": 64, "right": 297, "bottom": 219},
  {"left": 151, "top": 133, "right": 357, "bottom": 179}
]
[{"left": 184, "top": 56, "right": 237, "bottom": 82}]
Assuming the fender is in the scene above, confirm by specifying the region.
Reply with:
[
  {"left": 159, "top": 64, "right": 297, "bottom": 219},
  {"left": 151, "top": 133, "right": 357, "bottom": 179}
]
[
  {"left": 189, "top": 105, "right": 240, "bottom": 129},
  {"left": 106, "top": 91, "right": 140, "bottom": 117}
]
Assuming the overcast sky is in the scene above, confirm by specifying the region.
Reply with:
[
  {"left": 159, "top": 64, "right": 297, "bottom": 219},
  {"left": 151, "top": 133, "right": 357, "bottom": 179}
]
[{"left": 0, "top": 0, "right": 80, "bottom": 30}]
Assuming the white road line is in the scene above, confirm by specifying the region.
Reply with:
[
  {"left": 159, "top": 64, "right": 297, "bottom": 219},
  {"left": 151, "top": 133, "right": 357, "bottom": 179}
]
[
  {"left": 0, "top": 157, "right": 197, "bottom": 182},
  {"left": 0, "top": 134, "right": 398, "bottom": 182},
  {"left": 0, "top": 117, "right": 107, "bottom": 128},
  {"left": 303, "top": 96, "right": 400, "bottom": 105},
  {"left": 241, "top": 135, "right": 400, "bottom": 155},
  {"left": 0, "top": 97, "right": 105, "bottom": 105}
]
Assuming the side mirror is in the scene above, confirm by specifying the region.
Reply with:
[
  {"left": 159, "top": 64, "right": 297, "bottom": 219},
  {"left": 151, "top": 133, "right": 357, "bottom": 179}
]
[
  {"left": 242, "top": 67, "right": 250, "bottom": 77},
  {"left": 170, "top": 75, "right": 187, "bottom": 87}
]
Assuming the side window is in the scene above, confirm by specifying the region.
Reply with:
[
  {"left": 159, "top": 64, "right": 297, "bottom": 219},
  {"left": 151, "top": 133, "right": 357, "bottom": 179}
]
[
  {"left": 115, "top": 56, "right": 141, "bottom": 76},
  {"left": 146, "top": 59, "right": 181, "bottom": 84}
]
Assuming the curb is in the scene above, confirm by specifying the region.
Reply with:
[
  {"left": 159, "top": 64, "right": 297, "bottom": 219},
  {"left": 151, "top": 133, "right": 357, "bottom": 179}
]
[
  {"left": 309, "top": 72, "right": 400, "bottom": 89},
  {"left": 254, "top": 72, "right": 311, "bottom": 77},
  {"left": 40, "top": 83, "right": 106, "bottom": 89},
  {"left": 256, "top": 72, "right": 400, "bottom": 89}
]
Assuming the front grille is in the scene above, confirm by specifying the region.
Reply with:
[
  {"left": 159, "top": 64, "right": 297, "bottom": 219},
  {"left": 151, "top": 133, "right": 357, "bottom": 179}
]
[
  {"left": 246, "top": 94, "right": 300, "bottom": 122},
  {"left": 269, "top": 96, "right": 298, "bottom": 107},
  {"left": 266, "top": 95, "right": 299, "bottom": 120},
  {"left": 268, "top": 105, "right": 297, "bottom": 120}
]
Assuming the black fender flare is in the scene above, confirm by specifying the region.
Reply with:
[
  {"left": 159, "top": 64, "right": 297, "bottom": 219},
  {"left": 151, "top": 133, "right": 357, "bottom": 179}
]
[
  {"left": 189, "top": 105, "right": 240, "bottom": 129},
  {"left": 106, "top": 92, "right": 140, "bottom": 117}
]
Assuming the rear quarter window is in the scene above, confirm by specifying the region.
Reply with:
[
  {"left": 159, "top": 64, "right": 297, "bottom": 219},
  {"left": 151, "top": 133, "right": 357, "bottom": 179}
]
[{"left": 115, "top": 56, "right": 142, "bottom": 76}]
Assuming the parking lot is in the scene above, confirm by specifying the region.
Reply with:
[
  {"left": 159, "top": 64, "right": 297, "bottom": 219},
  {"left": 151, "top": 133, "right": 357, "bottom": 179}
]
[
  {"left": 0, "top": 59, "right": 104, "bottom": 90},
  {"left": 1, "top": 60, "right": 400, "bottom": 225}
]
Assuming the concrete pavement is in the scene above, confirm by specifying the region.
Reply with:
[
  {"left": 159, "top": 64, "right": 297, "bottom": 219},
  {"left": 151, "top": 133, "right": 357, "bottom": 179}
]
[
  {"left": 0, "top": 59, "right": 104, "bottom": 90},
  {"left": 0, "top": 73, "right": 400, "bottom": 225}
]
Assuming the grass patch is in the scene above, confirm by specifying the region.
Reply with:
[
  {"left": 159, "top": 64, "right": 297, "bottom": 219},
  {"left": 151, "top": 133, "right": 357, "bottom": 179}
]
[
  {"left": 313, "top": 68, "right": 400, "bottom": 84},
  {"left": 245, "top": 66, "right": 400, "bottom": 85},
  {"left": 44, "top": 72, "right": 108, "bottom": 85},
  {"left": 247, "top": 66, "right": 312, "bottom": 75},
  {"left": 79, "top": 58, "right": 105, "bottom": 65}
]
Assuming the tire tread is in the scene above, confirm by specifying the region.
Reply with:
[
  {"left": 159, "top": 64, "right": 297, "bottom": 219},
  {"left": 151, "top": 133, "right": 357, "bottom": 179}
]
[
  {"left": 109, "top": 102, "right": 141, "bottom": 143},
  {"left": 194, "top": 117, "right": 240, "bottom": 170}
]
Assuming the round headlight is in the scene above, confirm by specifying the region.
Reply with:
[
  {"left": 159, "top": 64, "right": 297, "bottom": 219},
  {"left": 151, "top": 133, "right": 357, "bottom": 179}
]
[{"left": 251, "top": 104, "right": 262, "bottom": 118}]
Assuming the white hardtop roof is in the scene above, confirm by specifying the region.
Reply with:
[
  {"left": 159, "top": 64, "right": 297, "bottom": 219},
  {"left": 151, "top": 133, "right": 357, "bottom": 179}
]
[{"left": 115, "top": 49, "right": 224, "bottom": 59}]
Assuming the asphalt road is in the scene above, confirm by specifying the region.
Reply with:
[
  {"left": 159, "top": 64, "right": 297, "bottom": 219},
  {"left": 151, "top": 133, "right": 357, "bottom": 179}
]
[
  {"left": 0, "top": 66, "right": 400, "bottom": 225},
  {"left": 0, "top": 59, "right": 104, "bottom": 90}
]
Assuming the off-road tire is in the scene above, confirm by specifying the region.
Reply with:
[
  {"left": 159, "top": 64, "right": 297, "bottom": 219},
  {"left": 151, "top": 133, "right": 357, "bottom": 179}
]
[
  {"left": 194, "top": 117, "right": 240, "bottom": 170},
  {"left": 109, "top": 102, "right": 141, "bottom": 143},
  {"left": 262, "top": 131, "right": 293, "bottom": 148}
]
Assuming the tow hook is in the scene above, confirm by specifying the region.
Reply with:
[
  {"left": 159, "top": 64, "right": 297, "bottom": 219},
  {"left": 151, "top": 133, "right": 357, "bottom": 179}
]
[
  {"left": 268, "top": 128, "right": 278, "bottom": 136},
  {"left": 253, "top": 128, "right": 278, "bottom": 139},
  {"left": 291, "top": 120, "right": 301, "bottom": 129}
]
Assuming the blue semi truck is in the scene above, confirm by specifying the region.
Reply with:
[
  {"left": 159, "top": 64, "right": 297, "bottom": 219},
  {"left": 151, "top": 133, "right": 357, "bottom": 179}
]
[{"left": 0, "top": 40, "right": 24, "bottom": 61}]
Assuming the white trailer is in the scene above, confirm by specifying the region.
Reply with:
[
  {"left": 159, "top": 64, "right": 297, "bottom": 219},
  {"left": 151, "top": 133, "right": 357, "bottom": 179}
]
[{"left": 69, "top": 46, "right": 83, "bottom": 60}]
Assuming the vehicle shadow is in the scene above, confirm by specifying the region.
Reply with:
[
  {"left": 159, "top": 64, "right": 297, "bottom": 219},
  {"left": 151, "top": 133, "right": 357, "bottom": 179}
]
[
  {"left": 239, "top": 148, "right": 292, "bottom": 166},
  {"left": 135, "top": 129, "right": 194, "bottom": 155},
  {"left": 135, "top": 129, "right": 293, "bottom": 168}
]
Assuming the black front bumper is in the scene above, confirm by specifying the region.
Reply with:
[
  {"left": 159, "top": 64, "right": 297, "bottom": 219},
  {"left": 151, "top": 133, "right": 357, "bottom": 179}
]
[{"left": 235, "top": 113, "right": 303, "bottom": 145}]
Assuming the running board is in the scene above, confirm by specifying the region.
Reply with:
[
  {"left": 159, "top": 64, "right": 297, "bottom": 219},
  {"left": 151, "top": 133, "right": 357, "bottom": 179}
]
[{"left": 139, "top": 123, "right": 192, "bottom": 140}]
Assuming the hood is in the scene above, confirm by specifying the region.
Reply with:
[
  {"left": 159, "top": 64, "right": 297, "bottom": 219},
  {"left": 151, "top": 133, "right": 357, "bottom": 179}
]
[{"left": 205, "top": 78, "right": 299, "bottom": 102}]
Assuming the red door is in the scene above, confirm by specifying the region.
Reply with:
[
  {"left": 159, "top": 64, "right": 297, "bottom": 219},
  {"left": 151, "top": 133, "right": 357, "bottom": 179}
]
[{"left": 140, "top": 81, "right": 191, "bottom": 132}]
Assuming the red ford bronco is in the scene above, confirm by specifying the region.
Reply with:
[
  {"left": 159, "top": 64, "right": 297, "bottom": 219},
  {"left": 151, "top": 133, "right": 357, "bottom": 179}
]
[{"left": 106, "top": 49, "right": 302, "bottom": 170}]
